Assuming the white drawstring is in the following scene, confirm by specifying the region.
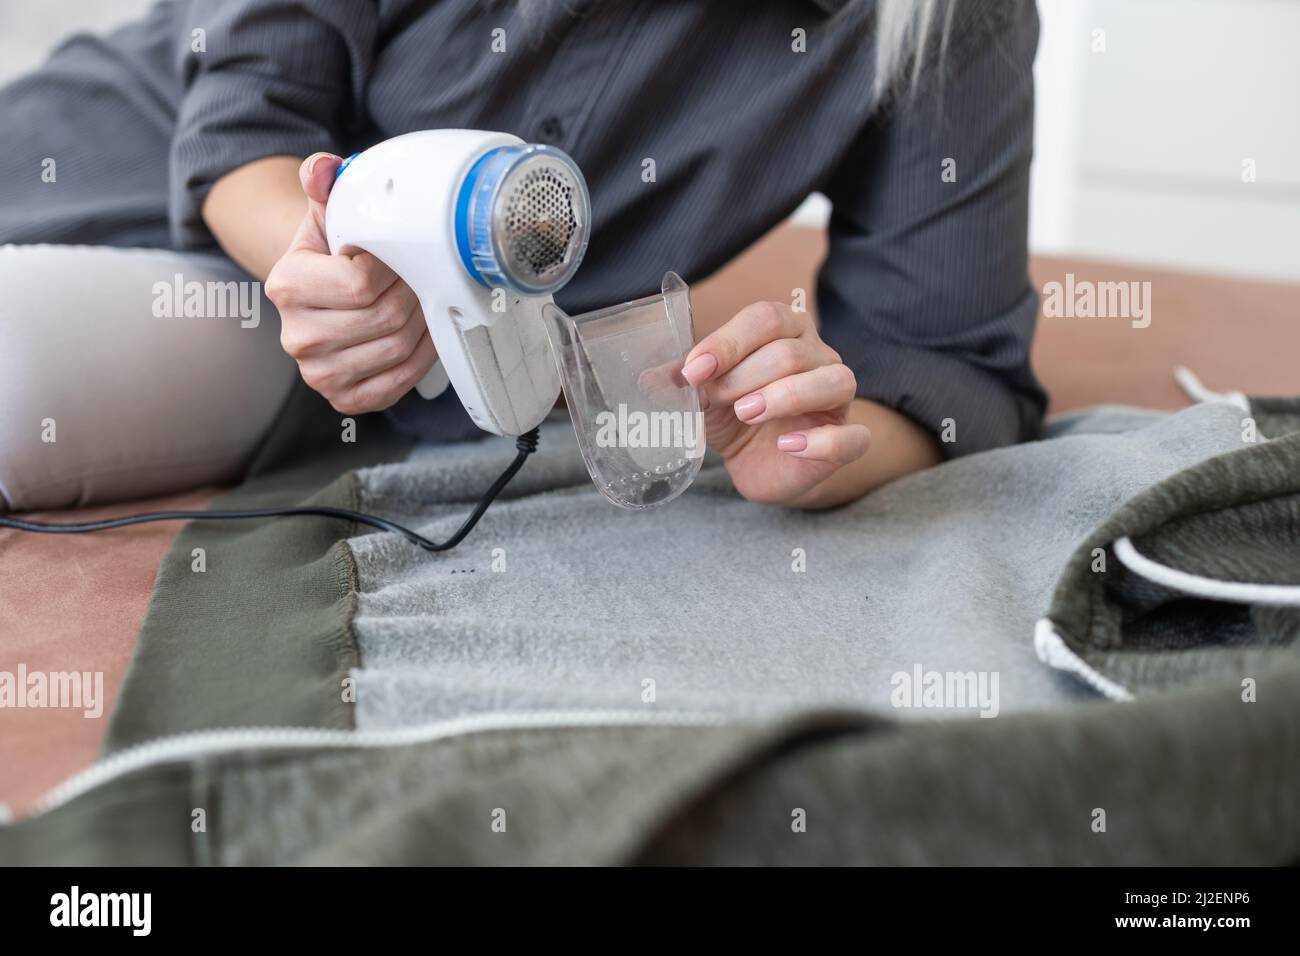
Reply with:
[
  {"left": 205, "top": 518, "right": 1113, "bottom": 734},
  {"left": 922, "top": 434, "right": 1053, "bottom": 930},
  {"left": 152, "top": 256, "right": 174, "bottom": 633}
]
[
  {"left": 1113, "top": 536, "right": 1300, "bottom": 607},
  {"left": 1173, "top": 366, "right": 1250, "bottom": 412},
  {"left": 1032, "top": 619, "right": 1134, "bottom": 701}
]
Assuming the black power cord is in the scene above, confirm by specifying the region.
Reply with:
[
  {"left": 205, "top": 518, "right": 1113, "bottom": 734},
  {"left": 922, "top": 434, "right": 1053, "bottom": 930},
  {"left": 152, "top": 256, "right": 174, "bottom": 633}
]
[{"left": 0, "top": 428, "right": 540, "bottom": 553}]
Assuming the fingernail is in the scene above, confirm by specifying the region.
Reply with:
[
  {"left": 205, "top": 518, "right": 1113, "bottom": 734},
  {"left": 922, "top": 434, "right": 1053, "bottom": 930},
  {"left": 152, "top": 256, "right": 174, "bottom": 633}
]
[
  {"left": 681, "top": 353, "right": 718, "bottom": 385},
  {"left": 734, "top": 393, "right": 766, "bottom": 422},
  {"left": 777, "top": 433, "right": 807, "bottom": 453}
]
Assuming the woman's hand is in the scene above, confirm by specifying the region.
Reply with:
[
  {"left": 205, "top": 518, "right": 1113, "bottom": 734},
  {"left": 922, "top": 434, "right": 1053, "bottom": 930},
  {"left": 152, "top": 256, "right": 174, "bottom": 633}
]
[
  {"left": 264, "top": 152, "right": 438, "bottom": 414},
  {"left": 681, "top": 301, "right": 872, "bottom": 507}
]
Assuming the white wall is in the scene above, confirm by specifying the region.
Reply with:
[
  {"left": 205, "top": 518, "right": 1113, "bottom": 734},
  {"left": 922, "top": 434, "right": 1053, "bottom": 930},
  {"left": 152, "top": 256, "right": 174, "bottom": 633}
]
[
  {"left": 1033, "top": 0, "right": 1300, "bottom": 281},
  {"left": 1028, "top": 0, "right": 1091, "bottom": 256},
  {"left": 797, "top": 0, "right": 1300, "bottom": 282},
  {"left": 0, "top": 0, "right": 153, "bottom": 83}
]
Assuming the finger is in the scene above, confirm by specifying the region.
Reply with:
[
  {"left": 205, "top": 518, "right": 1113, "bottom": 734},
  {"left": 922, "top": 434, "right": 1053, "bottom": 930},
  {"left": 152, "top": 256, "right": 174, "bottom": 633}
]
[
  {"left": 732, "top": 364, "right": 857, "bottom": 424},
  {"left": 776, "top": 423, "right": 872, "bottom": 464},
  {"left": 302, "top": 305, "right": 428, "bottom": 390},
  {"left": 278, "top": 273, "right": 414, "bottom": 360},
  {"left": 707, "top": 336, "right": 834, "bottom": 406},
  {"left": 273, "top": 250, "right": 400, "bottom": 313},
  {"left": 300, "top": 152, "right": 343, "bottom": 205},
  {"left": 318, "top": 268, "right": 413, "bottom": 345},
  {"left": 681, "top": 302, "right": 807, "bottom": 386},
  {"left": 635, "top": 356, "right": 691, "bottom": 405},
  {"left": 332, "top": 331, "right": 438, "bottom": 414},
  {"left": 289, "top": 153, "right": 344, "bottom": 254}
]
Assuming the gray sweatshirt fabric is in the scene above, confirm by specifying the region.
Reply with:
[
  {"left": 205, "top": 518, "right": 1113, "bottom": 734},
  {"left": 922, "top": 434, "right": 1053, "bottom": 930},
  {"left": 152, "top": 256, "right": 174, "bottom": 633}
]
[
  {"left": 346, "top": 401, "right": 1253, "bottom": 730},
  {"left": 5, "top": 397, "right": 1298, "bottom": 866},
  {"left": 0, "top": 0, "right": 1046, "bottom": 453}
]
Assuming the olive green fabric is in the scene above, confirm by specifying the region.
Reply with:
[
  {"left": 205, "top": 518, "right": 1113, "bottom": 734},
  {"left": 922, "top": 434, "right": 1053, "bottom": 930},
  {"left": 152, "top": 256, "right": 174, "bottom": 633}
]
[
  {"left": 6, "top": 397, "right": 1296, "bottom": 865},
  {"left": 103, "top": 382, "right": 413, "bottom": 751},
  {"left": 5, "top": 669, "right": 1299, "bottom": 865},
  {"left": 1042, "top": 401, "right": 1300, "bottom": 697}
]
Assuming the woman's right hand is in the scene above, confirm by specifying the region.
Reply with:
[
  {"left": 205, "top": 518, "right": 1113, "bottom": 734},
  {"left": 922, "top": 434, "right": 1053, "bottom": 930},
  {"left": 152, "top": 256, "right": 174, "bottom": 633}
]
[{"left": 264, "top": 152, "right": 438, "bottom": 415}]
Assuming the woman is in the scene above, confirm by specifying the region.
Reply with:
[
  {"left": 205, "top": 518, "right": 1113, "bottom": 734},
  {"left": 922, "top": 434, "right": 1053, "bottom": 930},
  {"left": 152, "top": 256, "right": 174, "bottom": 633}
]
[{"left": 0, "top": 0, "right": 1045, "bottom": 512}]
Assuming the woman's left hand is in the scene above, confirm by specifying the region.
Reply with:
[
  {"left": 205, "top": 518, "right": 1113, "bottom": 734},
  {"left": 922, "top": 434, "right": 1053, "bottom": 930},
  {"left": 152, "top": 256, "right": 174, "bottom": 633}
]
[{"left": 681, "top": 301, "right": 872, "bottom": 507}]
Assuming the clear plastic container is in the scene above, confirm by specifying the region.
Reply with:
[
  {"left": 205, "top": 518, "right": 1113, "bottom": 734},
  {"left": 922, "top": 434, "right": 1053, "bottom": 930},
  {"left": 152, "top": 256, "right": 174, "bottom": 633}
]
[{"left": 542, "top": 272, "right": 705, "bottom": 509}]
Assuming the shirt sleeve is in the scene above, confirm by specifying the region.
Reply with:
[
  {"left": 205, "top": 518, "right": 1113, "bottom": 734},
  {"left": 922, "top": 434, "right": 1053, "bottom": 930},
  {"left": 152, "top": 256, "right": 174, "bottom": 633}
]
[
  {"left": 817, "top": 0, "right": 1046, "bottom": 458},
  {"left": 168, "top": 0, "right": 378, "bottom": 248}
]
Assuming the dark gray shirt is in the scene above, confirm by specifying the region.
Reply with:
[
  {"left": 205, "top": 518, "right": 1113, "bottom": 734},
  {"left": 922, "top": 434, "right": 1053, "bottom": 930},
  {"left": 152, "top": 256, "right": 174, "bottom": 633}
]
[{"left": 0, "top": 0, "right": 1045, "bottom": 452}]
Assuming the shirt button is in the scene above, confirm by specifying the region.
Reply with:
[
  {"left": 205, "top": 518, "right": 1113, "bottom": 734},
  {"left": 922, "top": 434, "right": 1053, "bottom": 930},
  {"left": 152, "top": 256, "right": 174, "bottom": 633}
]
[{"left": 538, "top": 116, "right": 564, "bottom": 141}]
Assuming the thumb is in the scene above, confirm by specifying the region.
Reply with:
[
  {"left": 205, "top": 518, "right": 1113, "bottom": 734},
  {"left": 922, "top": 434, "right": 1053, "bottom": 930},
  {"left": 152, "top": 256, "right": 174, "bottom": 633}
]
[{"left": 288, "top": 152, "right": 344, "bottom": 254}]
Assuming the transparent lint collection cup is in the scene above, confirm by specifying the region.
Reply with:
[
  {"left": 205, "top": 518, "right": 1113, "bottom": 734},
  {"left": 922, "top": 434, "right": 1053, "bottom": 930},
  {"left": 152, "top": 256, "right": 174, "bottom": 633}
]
[{"left": 542, "top": 272, "right": 705, "bottom": 509}]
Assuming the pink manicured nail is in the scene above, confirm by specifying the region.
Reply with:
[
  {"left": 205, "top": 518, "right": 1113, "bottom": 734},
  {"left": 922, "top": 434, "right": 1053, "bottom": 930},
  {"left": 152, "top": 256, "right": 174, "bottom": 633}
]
[
  {"left": 681, "top": 353, "right": 718, "bottom": 385},
  {"left": 777, "top": 433, "right": 807, "bottom": 452},
  {"left": 734, "top": 393, "right": 765, "bottom": 421}
]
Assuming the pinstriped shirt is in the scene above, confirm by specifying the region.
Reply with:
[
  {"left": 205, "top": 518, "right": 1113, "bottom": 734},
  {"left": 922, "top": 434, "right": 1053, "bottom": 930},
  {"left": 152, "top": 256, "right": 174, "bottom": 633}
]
[{"left": 0, "top": 0, "right": 1045, "bottom": 452}]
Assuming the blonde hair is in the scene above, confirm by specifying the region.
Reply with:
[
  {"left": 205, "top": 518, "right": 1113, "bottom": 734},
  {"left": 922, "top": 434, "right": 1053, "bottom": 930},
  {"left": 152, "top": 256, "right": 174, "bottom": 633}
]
[{"left": 872, "top": 0, "right": 955, "bottom": 104}]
